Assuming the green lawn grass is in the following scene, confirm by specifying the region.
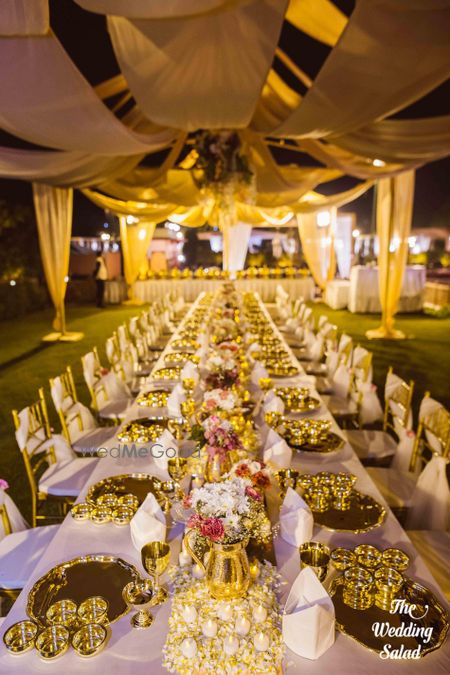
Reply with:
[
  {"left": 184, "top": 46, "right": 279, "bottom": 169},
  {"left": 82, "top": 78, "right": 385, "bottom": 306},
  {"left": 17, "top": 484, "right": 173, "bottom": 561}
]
[{"left": 0, "top": 302, "right": 449, "bottom": 519}]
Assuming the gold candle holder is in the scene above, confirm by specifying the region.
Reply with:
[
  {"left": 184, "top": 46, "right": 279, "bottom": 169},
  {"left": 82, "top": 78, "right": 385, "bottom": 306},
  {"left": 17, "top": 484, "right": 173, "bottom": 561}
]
[
  {"left": 354, "top": 544, "right": 381, "bottom": 569},
  {"left": 299, "top": 542, "right": 331, "bottom": 582},
  {"left": 374, "top": 567, "right": 404, "bottom": 611},
  {"left": 343, "top": 566, "right": 374, "bottom": 610}
]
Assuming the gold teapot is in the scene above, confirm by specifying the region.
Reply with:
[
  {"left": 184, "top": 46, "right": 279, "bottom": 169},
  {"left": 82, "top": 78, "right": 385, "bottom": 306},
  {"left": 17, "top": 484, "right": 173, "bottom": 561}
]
[{"left": 184, "top": 532, "right": 250, "bottom": 600}]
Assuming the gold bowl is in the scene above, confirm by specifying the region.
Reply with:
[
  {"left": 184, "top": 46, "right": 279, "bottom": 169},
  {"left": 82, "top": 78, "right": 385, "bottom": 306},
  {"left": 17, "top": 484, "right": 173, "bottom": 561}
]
[
  {"left": 112, "top": 505, "right": 135, "bottom": 526},
  {"left": 381, "top": 548, "right": 410, "bottom": 572},
  {"left": 299, "top": 542, "right": 330, "bottom": 582},
  {"left": 354, "top": 544, "right": 381, "bottom": 569},
  {"left": 35, "top": 625, "right": 70, "bottom": 660},
  {"left": 71, "top": 623, "right": 108, "bottom": 657},
  {"left": 3, "top": 620, "right": 38, "bottom": 654},
  {"left": 96, "top": 493, "right": 119, "bottom": 509},
  {"left": 118, "top": 493, "right": 140, "bottom": 510},
  {"left": 343, "top": 566, "right": 374, "bottom": 610},
  {"left": 90, "top": 505, "right": 112, "bottom": 525},
  {"left": 330, "top": 548, "right": 357, "bottom": 571},
  {"left": 78, "top": 596, "right": 109, "bottom": 625},
  {"left": 70, "top": 502, "right": 91, "bottom": 521},
  {"left": 46, "top": 599, "right": 78, "bottom": 629}
]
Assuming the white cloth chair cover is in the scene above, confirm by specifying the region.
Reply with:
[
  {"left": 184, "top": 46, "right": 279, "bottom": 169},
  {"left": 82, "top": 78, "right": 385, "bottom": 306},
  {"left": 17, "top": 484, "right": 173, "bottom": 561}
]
[
  {"left": 332, "top": 363, "right": 351, "bottom": 399},
  {"left": 309, "top": 334, "right": 324, "bottom": 363},
  {"left": 15, "top": 408, "right": 75, "bottom": 462},
  {"left": 390, "top": 428, "right": 417, "bottom": 472},
  {"left": 325, "top": 350, "right": 340, "bottom": 378},
  {"left": 407, "top": 456, "right": 449, "bottom": 531},
  {"left": 354, "top": 380, "right": 383, "bottom": 426},
  {"left": 352, "top": 345, "right": 373, "bottom": 383},
  {"left": 0, "top": 489, "right": 28, "bottom": 540}
]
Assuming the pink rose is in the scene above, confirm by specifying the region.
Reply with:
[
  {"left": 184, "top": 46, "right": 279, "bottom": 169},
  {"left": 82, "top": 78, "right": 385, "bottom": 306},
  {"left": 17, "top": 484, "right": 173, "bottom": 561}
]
[
  {"left": 0, "top": 479, "right": 9, "bottom": 490},
  {"left": 187, "top": 513, "right": 203, "bottom": 529},
  {"left": 200, "top": 517, "right": 225, "bottom": 542}
]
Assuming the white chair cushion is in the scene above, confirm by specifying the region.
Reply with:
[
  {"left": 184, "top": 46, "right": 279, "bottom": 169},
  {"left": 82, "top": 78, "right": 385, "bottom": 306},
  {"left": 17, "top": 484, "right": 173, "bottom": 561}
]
[
  {"left": 0, "top": 525, "right": 58, "bottom": 589},
  {"left": 367, "top": 467, "right": 416, "bottom": 510},
  {"left": 98, "top": 399, "right": 130, "bottom": 420},
  {"left": 407, "top": 531, "right": 450, "bottom": 601},
  {"left": 346, "top": 430, "right": 397, "bottom": 460},
  {"left": 39, "top": 458, "right": 98, "bottom": 497},
  {"left": 72, "top": 427, "right": 119, "bottom": 456}
]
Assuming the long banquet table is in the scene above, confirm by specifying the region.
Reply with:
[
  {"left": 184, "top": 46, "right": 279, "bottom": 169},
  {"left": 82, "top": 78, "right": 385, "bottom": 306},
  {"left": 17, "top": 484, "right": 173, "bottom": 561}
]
[
  {"left": 132, "top": 277, "right": 315, "bottom": 304},
  {"left": 1, "top": 292, "right": 449, "bottom": 674}
]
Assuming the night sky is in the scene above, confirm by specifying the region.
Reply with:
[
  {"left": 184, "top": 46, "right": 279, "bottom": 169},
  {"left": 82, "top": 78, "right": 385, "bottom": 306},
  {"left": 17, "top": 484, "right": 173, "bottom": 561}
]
[{"left": 0, "top": 0, "right": 448, "bottom": 236}]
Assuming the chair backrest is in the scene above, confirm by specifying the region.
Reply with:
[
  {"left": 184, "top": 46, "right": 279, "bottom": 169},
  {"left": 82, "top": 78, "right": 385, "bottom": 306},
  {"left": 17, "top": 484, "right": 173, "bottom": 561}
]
[
  {"left": 317, "top": 314, "right": 328, "bottom": 331},
  {"left": 82, "top": 348, "right": 109, "bottom": 411},
  {"left": 12, "top": 389, "right": 57, "bottom": 501},
  {"left": 383, "top": 367, "right": 414, "bottom": 436},
  {"left": 410, "top": 394, "right": 450, "bottom": 471},
  {"left": 338, "top": 334, "right": 353, "bottom": 363},
  {"left": 117, "top": 324, "right": 129, "bottom": 352},
  {"left": 50, "top": 366, "right": 81, "bottom": 441},
  {"left": 352, "top": 345, "right": 373, "bottom": 383}
]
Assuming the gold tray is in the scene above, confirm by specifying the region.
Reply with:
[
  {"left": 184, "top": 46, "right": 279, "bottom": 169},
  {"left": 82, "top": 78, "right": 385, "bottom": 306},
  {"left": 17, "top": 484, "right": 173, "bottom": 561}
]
[
  {"left": 27, "top": 555, "right": 140, "bottom": 628},
  {"left": 117, "top": 417, "right": 168, "bottom": 442},
  {"left": 312, "top": 489, "right": 386, "bottom": 533},
  {"left": 136, "top": 388, "right": 171, "bottom": 407},
  {"left": 86, "top": 473, "right": 161, "bottom": 505},
  {"left": 330, "top": 576, "right": 449, "bottom": 657},
  {"left": 286, "top": 431, "right": 345, "bottom": 453},
  {"left": 152, "top": 366, "right": 182, "bottom": 380}
]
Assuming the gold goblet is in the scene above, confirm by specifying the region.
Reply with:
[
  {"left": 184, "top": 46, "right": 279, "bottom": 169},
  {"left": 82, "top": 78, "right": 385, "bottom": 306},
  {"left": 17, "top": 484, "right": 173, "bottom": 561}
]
[
  {"left": 141, "top": 541, "right": 171, "bottom": 605},
  {"left": 182, "top": 378, "right": 196, "bottom": 396},
  {"left": 122, "top": 579, "right": 155, "bottom": 629}
]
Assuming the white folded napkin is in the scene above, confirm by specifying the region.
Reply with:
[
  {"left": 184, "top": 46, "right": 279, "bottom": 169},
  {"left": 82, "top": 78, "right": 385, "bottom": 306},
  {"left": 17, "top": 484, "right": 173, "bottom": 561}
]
[
  {"left": 283, "top": 566, "right": 335, "bottom": 660},
  {"left": 181, "top": 361, "right": 199, "bottom": 385},
  {"left": 263, "top": 437, "right": 292, "bottom": 469},
  {"left": 263, "top": 391, "right": 285, "bottom": 415},
  {"left": 130, "top": 493, "right": 166, "bottom": 551},
  {"left": 251, "top": 361, "right": 269, "bottom": 385},
  {"left": 166, "top": 384, "right": 185, "bottom": 418},
  {"left": 263, "top": 427, "right": 284, "bottom": 452},
  {"left": 154, "top": 429, "right": 179, "bottom": 473},
  {"left": 279, "top": 488, "right": 314, "bottom": 547}
]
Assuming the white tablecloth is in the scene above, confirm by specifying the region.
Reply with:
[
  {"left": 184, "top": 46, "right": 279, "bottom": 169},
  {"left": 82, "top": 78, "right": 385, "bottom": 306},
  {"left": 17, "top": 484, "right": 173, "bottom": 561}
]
[
  {"left": 105, "top": 279, "right": 127, "bottom": 304},
  {"left": 1, "top": 292, "right": 449, "bottom": 674},
  {"left": 325, "top": 280, "right": 351, "bottom": 309},
  {"left": 133, "top": 277, "right": 315, "bottom": 304},
  {"left": 348, "top": 266, "right": 426, "bottom": 313}
]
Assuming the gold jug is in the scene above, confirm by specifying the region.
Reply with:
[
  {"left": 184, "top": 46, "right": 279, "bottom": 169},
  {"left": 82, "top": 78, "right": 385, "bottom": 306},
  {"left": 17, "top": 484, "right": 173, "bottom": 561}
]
[{"left": 184, "top": 531, "right": 250, "bottom": 600}]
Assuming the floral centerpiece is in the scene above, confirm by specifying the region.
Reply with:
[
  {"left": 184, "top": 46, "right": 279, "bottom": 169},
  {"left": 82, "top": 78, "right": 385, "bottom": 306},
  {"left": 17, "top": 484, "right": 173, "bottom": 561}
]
[
  {"left": 185, "top": 477, "right": 271, "bottom": 546},
  {"left": 211, "top": 317, "right": 241, "bottom": 345},
  {"left": 202, "top": 388, "right": 240, "bottom": 413},
  {"left": 227, "top": 460, "right": 271, "bottom": 492},
  {"left": 204, "top": 351, "right": 240, "bottom": 389}
]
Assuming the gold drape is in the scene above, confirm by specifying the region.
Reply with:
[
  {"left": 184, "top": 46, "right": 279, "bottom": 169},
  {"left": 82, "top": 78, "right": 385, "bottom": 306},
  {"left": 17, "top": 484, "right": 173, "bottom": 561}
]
[
  {"left": 119, "top": 218, "right": 156, "bottom": 299},
  {"left": 32, "top": 183, "right": 73, "bottom": 332},
  {"left": 297, "top": 207, "right": 336, "bottom": 290},
  {"left": 366, "top": 171, "right": 415, "bottom": 340},
  {"left": 285, "top": 0, "right": 347, "bottom": 46}
]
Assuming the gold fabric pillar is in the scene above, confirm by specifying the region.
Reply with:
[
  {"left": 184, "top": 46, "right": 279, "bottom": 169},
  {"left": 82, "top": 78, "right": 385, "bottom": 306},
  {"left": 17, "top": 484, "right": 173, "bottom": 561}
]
[
  {"left": 32, "top": 183, "right": 73, "bottom": 333},
  {"left": 119, "top": 217, "right": 156, "bottom": 299},
  {"left": 366, "top": 170, "right": 415, "bottom": 340}
]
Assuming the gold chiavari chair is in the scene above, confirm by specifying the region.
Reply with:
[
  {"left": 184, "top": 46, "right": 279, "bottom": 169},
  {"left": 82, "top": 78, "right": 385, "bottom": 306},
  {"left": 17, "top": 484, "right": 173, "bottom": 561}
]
[
  {"left": 409, "top": 393, "right": 450, "bottom": 472},
  {"left": 81, "top": 348, "right": 131, "bottom": 422},
  {"left": 347, "top": 367, "right": 414, "bottom": 466},
  {"left": 12, "top": 390, "right": 75, "bottom": 527}
]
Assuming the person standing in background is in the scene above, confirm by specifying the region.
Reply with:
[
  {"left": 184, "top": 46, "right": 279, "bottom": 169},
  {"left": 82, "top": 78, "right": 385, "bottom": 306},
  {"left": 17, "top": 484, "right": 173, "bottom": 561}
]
[{"left": 94, "top": 254, "right": 108, "bottom": 308}]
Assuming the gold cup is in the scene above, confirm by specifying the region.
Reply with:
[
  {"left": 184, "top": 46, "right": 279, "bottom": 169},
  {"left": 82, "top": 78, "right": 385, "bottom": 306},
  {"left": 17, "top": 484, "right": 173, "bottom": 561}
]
[
  {"left": 343, "top": 566, "right": 374, "bottom": 610},
  {"left": 374, "top": 567, "right": 404, "bottom": 611},
  {"left": 90, "top": 505, "right": 112, "bottom": 525},
  {"left": 259, "top": 377, "right": 273, "bottom": 392},
  {"left": 330, "top": 548, "right": 357, "bottom": 572},
  {"left": 78, "top": 596, "right": 109, "bottom": 625},
  {"left": 182, "top": 378, "right": 196, "bottom": 395},
  {"left": 275, "top": 469, "right": 299, "bottom": 493},
  {"left": 315, "top": 472, "right": 336, "bottom": 488},
  {"left": 112, "top": 505, "right": 135, "bottom": 526},
  {"left": 299, "top": 542, "right": 331, "bottom": 582},
  {"left": 264, "top": 411, "right": 283, "bottom": 428},
  {"left": 381, "top": 548, "right": 410, "bottom": 572},
  {"left": 122, "top": 579, "right": 155, "bottom": 629},
  {"left": 354, "top": 544, "right": 381, "bottom": 569},
  {"left": 3, "top": 620, "right": 38, "bottom": 654},
  {"left": 334, "top": 473, "right": 357, "bottom": 490},
  {"left": 332, "top": 486, "right": 353, "bottom": 511},
  {"left": 35, "top": 625, "right": 70, "bottom": 660},
  {"left": 46, "top": 599, "right": 78, "bottom": 630},
  {"left": 141, "top": 541, "right": 171, "bottom": 605},
  {"left": 71, "top": 622, "right": 108, "bottom": 658},
  {"left": 305, "top": 485, "right": 331, "bottom": 513},
  {"left": 297, "top": 473, "right": 317, "bottom": 491},
  {"left": 96, "top": 493, "right": 119, "bottom": 509},
  {"left": 118, "top": 493, "right": 140, "bottom": 510}
]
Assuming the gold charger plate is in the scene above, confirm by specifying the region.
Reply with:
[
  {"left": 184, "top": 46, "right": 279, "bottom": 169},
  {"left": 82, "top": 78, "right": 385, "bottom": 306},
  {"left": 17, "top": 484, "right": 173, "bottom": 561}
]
[
  {"left": 330, "top": 576, "right": 449, "bottom": 658},
  {"left": 86, "top": 473, "right": 161, "bottom": 505},
  {"left": 117, "top": 418, "right": 167, "bottom": 442},
  {"left": 286, "top": 431, "right": 345, "bottom": 453},
  {"left": 27, "top": 555, "right": 139, "bottom": 628},
  {"left": 312, "top": 489, "right": 386, "bottom": 533}
]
